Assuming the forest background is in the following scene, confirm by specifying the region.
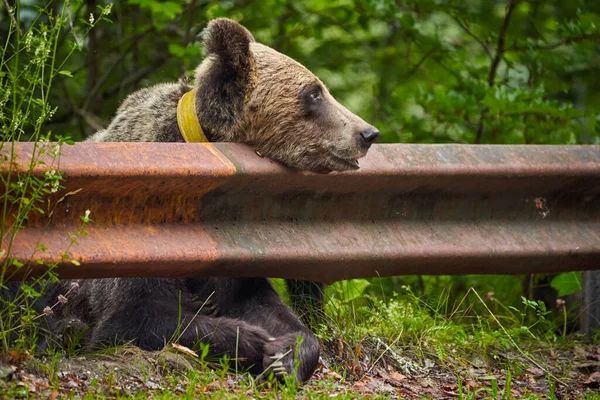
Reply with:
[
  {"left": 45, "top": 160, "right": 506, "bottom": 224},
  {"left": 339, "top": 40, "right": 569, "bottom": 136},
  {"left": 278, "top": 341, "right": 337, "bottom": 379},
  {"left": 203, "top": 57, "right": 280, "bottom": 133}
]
[{"left": 2, "top": 0, "right": 600, "bottom": 332}]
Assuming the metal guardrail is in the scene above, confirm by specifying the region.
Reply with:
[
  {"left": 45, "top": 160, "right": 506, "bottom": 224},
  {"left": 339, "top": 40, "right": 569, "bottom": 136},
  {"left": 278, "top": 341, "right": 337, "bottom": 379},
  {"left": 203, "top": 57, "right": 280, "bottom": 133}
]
[{"left": 2, "top": 142, "right": 600, "bottom": 335}]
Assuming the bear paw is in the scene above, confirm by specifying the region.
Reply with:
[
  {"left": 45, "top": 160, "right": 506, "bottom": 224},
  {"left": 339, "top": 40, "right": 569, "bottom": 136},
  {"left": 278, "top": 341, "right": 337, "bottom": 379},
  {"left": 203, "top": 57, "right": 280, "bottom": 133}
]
[{"left": 262, "top": 335, "right": 298, "bottom": 382}]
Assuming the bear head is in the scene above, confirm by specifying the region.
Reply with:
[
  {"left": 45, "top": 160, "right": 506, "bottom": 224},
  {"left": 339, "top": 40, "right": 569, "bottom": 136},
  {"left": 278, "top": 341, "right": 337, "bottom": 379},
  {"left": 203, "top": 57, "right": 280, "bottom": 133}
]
[{"left": 194, "top": 18, "right": 379, "bottom": 173}]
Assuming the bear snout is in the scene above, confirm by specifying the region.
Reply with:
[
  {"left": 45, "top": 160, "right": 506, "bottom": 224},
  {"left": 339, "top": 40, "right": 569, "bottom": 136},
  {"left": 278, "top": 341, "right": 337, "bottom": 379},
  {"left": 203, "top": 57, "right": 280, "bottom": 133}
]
[{"left": 359, "top": 125, "right": 380, "bottom": 145}]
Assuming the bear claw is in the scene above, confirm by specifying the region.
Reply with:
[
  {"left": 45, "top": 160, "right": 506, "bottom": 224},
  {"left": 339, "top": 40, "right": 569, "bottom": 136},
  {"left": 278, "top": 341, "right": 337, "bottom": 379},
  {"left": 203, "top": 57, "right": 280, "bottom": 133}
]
[
  {"left": 269, "top": 352, "right": 285, "bottom": 360},
  {"left": 189, "top": 296, "right": 220, "bottom": 317},
  {"left": 266, "top": 352, "right": 288, "bottom": 379}
]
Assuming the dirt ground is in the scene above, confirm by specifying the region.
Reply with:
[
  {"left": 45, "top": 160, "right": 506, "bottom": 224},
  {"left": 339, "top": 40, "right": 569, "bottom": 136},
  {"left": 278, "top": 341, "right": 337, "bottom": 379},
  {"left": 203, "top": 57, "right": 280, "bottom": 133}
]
[{"left": 1, "top": 341, "right": 599, "bottom": 399}]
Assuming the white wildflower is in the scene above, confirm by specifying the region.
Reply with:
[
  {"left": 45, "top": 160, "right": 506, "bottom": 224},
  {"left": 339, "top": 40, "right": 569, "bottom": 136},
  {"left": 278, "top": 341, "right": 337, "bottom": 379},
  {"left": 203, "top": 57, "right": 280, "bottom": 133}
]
[
  {"left": 57, "top": 294, "right": 68, "bottom": 304},
  {"left": 24, "top": 31, "right": 33, "bottom": 51},
  {"left": 102, "top": 4, "right": 112, "bottom": 16},
  {"left": 43, "top": 306, "right": 53, "bottom": 316},
  {"left": 89, "top": 13, "right": 95, "bottom": 25},
  {"left": 50, "top": 180, "right": 60, "bottom": 193}
]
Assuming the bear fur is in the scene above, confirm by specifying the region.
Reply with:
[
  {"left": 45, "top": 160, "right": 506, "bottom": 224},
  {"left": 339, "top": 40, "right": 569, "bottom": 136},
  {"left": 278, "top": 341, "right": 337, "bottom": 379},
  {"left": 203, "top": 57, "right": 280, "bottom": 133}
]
[{"left": 35, "top": 18, "right": 379, "bottom": 383}]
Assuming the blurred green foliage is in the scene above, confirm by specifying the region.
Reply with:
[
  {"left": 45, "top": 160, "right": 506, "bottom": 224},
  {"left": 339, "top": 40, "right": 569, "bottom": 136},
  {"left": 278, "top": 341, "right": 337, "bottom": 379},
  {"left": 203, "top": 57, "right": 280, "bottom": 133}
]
[
  {"left": 1, "top": 0, "right": 597, "bottom": 320},
  {"left": 1, "top": 0, "right": 598, "bottom": 144}
]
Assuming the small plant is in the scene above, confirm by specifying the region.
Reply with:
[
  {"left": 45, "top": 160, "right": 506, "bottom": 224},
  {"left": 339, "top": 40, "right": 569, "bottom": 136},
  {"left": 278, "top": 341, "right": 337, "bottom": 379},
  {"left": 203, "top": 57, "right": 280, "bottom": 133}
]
[{"left": 0, "top": 0, "right": 110, "bottom": 354}]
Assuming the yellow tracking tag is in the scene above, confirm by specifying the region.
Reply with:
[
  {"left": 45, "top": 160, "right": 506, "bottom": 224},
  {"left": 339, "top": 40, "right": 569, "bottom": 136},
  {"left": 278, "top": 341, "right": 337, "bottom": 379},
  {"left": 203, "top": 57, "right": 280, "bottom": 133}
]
[{"left": 176, "top": 88, "right": 209, "bottom": 143}]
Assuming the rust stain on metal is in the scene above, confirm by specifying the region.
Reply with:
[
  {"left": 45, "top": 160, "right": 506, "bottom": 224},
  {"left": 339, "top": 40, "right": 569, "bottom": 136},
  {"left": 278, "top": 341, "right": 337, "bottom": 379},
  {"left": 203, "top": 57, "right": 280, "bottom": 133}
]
[{"left": 1, "top": 143, "right": 599, "bottom": 283}]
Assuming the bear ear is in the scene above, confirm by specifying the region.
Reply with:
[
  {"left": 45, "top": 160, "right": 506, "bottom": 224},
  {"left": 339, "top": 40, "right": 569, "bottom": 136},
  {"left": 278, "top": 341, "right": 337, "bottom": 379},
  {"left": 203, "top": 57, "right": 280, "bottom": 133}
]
[
  {"left": 203, "top": 18, "right": 255, "bottom": 66},
  {"left": 195, "top": 19, "right": 255, "bottom": 139}
]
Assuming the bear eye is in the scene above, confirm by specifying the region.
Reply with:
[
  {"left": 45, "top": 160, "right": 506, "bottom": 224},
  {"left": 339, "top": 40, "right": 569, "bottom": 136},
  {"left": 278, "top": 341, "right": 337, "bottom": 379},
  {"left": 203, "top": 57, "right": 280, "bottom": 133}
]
[
  {"left": 301, "top": 84, "right": 325, "bottom": 117},
  {"left": 310, "top": 91, "right": 322, "bottom": 101}
]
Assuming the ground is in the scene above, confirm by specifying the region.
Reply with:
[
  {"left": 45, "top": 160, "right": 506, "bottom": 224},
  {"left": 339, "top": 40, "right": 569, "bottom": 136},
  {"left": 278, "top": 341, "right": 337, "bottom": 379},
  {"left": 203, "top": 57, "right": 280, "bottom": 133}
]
[
  {"left": 2, "top": 282, "right": 599, "bottom": 398},
  {"left": 1, "top": 338, "right": 599, "bottom": 399}
]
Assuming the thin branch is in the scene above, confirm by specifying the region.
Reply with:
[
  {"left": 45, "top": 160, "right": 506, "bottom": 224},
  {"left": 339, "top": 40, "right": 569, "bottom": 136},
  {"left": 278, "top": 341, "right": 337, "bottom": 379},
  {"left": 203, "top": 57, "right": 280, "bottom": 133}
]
[
  {"left": 82, "top": 39, "right": 139, "bottom": 111},
  {"left": 506, "top": 33, "right": 599, "bottom": 52},
  {"left": 475, "top": 0, "right": 520, "bottom": 144},
  {"left": 474, "top": 109, "right": 489, "bottom": 145},
  {"left": 103, "top": 56, "right": 169, "bottom": 98},
  {"left": 72, "top": 107, "right": 105, "bottom": 132},
  {"left": 179, "top": 0, "right": 203, "bottom": 75},
  {"left": 488, "top": 0, "right": 520, "bottom": 87},
  {"left": 3, "top": 0, "right": 21, "bottom": 36},
  {"left": 300, "top": 5, "right": 357, "bottom": 38},
  {"left": 273, "top": 2, "right": 292, "bottom": 52},
  {"left": 373, "top": 20, "right": 401, "bottom": 118},
  {"left": 404, "top": 46, "right": 439, "bottom": 79},
  {"left": 57, "top": 80, "right": 106, "bottom": 134},
  {"left": 78, "top": 25, "right": 164, "bottom": 112},
  {"left": 452, "top": 16, "right": 492, "bottom": 60},
  {"left": 71, "top": 27, "right": 154, "bottom": 75},
  {"left": 57, "top": 1, "right": 86, "bottom": 54},
  {"left": 84, "top": 0, "right": 99, "bottom": 110}
]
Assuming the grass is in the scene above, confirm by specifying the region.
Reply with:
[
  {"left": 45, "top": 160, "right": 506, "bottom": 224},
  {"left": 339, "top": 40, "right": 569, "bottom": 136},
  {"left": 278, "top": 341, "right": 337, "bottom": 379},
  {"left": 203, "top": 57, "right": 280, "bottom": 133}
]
[
  {"left": 0, "top": 0, "right": 109, "bottom": 357},
  {"left": 1, "top": 281, "right": 598, "bottom": 399}
]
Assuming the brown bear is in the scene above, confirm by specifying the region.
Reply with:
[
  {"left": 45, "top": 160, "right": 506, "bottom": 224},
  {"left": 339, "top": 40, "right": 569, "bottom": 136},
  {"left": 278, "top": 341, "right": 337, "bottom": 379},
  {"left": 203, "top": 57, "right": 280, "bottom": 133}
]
[{"left": 47, "top": 18, "right": 379, "bottom": 383}]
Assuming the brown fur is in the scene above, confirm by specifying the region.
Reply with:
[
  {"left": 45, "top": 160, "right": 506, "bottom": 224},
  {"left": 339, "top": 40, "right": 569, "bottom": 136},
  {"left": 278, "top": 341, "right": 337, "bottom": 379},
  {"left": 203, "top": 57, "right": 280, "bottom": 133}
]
[
  {"left": 46, "top": 18, "right": 378, "bottom": 383},
  {"left": 89, "top": 18, "right": 377, "bottom": 173}
]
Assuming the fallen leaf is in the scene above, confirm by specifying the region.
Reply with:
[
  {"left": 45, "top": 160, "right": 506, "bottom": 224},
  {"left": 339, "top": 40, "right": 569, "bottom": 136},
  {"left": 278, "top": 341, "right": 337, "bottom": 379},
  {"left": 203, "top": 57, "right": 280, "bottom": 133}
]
[
  {"left": 443, "top": 383, "right": 458, "bottom": 391},
  {"left": 464, "top": 380, "right": 477, "bottom": 389},
  {"left": 389, "top": 371, "right": 406, "bottom": 380},
  {"left": 356, "top": 343, "right": 362, "bottom": 359},
  {"left": 336, "top": 338, "right": 344, "bottom": 359},
  {"left": 349, "top": 362, "right": 363, "bottom": 375},
  {"left": 325, "top": 370, "right": 343, "bottom": 380},
  {"left": 7, "top": 349, "right": 28, "bottom": 364},
  {"left": 525, "top": 367, "right": 544, "bottom": 378},
  {"left": 351, "top": 381, "right": 371, "bottom": 393},
  {"left": 583, "top": 371, "right": 600, "bottom": 387},
  {"left": 385, "top": 370, "right": 407, "bottom": 387}
]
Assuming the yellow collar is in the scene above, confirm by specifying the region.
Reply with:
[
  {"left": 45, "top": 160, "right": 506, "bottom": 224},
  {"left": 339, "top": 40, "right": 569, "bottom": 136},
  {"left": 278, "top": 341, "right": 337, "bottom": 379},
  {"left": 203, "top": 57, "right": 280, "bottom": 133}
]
[{"left": 177, "top": 88, "right": 209, "bottom": 143}]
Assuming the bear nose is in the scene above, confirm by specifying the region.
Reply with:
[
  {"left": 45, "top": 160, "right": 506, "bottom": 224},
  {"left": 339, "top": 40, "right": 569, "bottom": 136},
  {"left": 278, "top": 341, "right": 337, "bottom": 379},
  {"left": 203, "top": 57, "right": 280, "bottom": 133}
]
[{"left": 360, "top": 126, "right": 380, "bottom": 144}]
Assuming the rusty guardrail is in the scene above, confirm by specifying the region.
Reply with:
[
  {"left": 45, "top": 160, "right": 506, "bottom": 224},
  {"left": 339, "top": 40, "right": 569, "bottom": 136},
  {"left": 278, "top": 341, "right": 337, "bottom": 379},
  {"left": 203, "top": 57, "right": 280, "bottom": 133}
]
[{"left": 2, "top": 142, "right": 600, "bottom": 333}]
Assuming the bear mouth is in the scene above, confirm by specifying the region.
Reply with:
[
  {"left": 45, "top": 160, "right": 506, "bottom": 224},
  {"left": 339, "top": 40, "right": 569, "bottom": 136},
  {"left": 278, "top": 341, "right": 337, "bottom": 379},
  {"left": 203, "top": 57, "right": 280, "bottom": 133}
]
[{"left": 330, "top": 154, "right": 361, "bottom": 171}]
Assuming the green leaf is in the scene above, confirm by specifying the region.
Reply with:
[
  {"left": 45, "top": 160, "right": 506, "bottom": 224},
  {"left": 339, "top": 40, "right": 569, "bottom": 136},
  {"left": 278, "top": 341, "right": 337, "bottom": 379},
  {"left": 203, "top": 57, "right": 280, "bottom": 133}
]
[
  {"left": 58, "top": 70, "right": 73, "bottom": 77},
  {"left": 129, "top": 0, "right": 183, "bottom": 20},
  {"left": 550, "top": 272, "right": 582, "bottom": 297},
  {"left": 20, "top": 283, "right": 41, "bottom": 298},
  {"left": 11, "top": 258, "right": 24, "bottom": 268},
  {"left": 168, "top": 44, "right": 185, "bottom": 58},
  {"left": 331, "top": 279, "right": 371, "bottom": 302},
  {"left": 71, "top": 259, "right": 81, "bottom": 266}
]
